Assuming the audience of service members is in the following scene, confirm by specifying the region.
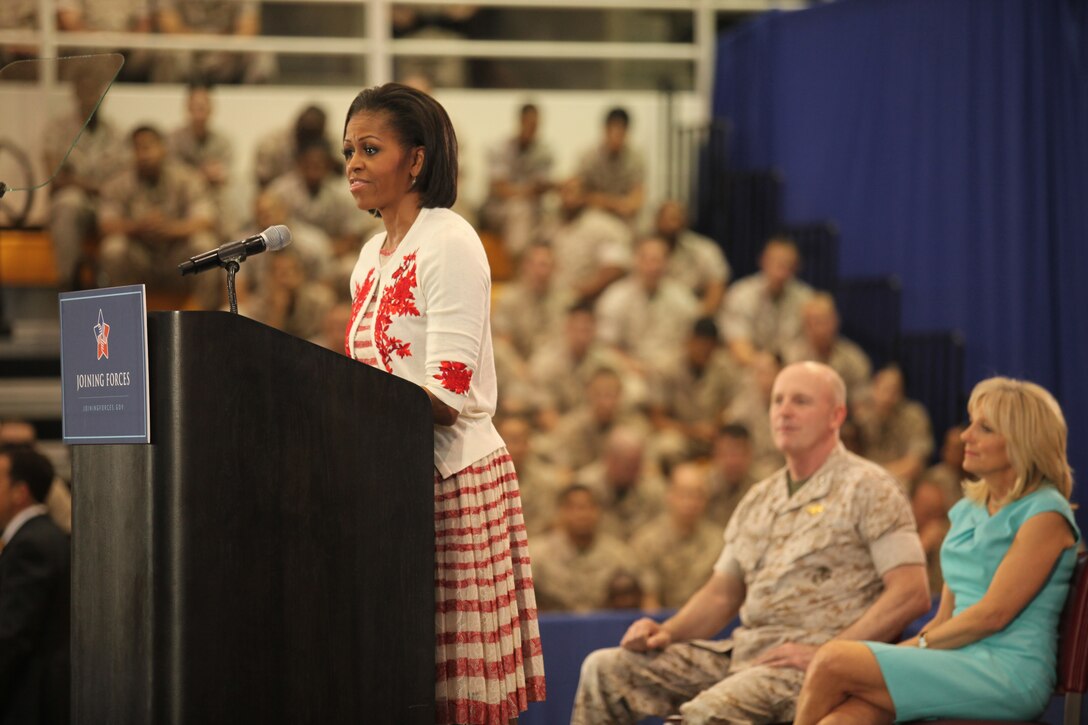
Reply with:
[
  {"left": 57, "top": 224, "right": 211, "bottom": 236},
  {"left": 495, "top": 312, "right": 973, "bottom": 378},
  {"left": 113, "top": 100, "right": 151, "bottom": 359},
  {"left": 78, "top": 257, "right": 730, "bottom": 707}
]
[
  {"left": 7, "top": 51, "right": 1078, "bottom": 725},
  {"left": 4, "top": 15, "right": 1077, "bottom": 724},
  {"left": 29, "top": 75, "right": 980, "bottom": 621}
]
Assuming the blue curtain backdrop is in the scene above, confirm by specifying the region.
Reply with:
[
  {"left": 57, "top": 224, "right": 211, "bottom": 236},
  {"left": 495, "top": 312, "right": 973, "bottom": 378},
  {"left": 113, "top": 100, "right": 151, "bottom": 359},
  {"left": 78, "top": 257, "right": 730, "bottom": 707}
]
[{"left": 713, "top": 0, "right": 1088, "bottom": 527}]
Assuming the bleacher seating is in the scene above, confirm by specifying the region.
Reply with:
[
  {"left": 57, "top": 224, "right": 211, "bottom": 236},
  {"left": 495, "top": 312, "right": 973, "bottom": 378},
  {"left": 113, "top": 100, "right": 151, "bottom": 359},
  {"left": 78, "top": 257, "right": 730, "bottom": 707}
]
[
  {"left": 837, "top": 275, "right": 903, "bottom": 372},
  {"left": 705, "top": 170, "right": 784, "bottom": 282},
  {"left": 0, "top": 227, "right": 66, "bottom": 473},
  {"left": 900, "top": 331, "right": 967, "bottom": 450},
  {"left": 692, "top": 153, "right": 965, "bottom": 463},
  {"left": 782, "top": 220, "right": 839, "bottom": 292},
  {"left": 0, "top": 227, "right": 56, "bottom": 287}
]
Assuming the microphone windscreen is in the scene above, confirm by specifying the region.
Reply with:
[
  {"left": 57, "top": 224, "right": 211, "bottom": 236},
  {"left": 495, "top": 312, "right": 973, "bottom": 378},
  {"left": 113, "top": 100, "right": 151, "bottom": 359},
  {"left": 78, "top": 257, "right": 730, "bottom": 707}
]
[{"left": 262, "top": 225, "right": 292, "bottom": 251}]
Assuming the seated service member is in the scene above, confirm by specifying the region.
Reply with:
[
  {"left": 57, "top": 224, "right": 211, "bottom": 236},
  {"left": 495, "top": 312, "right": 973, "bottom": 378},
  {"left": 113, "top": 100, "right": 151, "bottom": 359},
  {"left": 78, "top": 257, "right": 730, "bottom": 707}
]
[
  {"left": 630, "top": 461, "right": 725, "bottom": 609},
  {"left": 704, "top": 423, "right": 758, "bottom": 529},
  {"left": 98, "top": 125, "right": 216, "bottom": 299},
  {"left": 572, "top": 362, "right": 930, "bottom": 725},
  {"left": 478, "top": 102, "right": 554, "bottom": 257},
  {"left": 530, "top": 483, "right": 655, "bottom": 612},
  {"left": 796, "top": 377, "right": 1080, "bottom": 724},
  {"left": 855, "top": 364, "right": 935, "bottom": 489},
  {"left": 653, "top": 199, "right": 731, "bottom": 316},
  {"left": 719, "top": 237, "right": 814, "bottom": 366},
  {"left": 577, "top": 107, "right": 646, "bottom": 224}
]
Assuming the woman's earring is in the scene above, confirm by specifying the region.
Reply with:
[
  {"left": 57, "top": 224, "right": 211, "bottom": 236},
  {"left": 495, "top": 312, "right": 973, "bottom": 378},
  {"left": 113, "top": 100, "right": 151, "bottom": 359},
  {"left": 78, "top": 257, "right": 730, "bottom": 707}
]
[{"left": 410, "top": 176, "right": 418, "bottom": 188}]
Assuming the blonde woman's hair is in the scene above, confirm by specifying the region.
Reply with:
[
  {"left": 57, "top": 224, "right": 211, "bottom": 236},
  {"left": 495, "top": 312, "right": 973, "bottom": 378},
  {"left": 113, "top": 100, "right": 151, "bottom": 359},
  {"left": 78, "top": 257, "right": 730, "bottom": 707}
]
[{"left": 963, "top": 377, "right": 1073, "bottom": 505}]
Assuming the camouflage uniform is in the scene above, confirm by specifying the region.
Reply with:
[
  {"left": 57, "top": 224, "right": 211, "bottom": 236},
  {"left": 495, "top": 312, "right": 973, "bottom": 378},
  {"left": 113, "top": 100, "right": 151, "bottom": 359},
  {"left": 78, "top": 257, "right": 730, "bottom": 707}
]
[
  {"left": 153, "top": 0, "right": 266, "bottom": 83},
  {"left": 540, "top": 407, "right": 649, "bottom": 472},
  {"left": 253, "top": 127, "right": 296, "bottom": 189},
  {"left": 781, "top": 336, "right": 872, "bottom": 404},
  {"left": 529, "top": 530, "right": 649, "bottom": 612},
  {"left": 578, "top": 144, "right": 644, "bottom": 197},
  {"left": 480, "top": 135, "right": 554, "bottom": 256},
  {"left": 491, "top": 280, "right": 572, "bottom": 362},
  {"left": 577, "top": 144, "right": 646, "bottom": 221},
  {"left": 630, "top": 515, "right": 724, "bottom": 608},
  {"left": 576, "top": 461, "right": 667, "bottom": 542},
  {"left": 0, "top": 0, "right": 36, "bottom": 28},
  {"left": 57, "top": 0, "right": 155, "bottom": 79},
  {"left": 265, "top": 171, "right": 370, "bottom": 243},
  {"left": 98, "top": 160, "right": 216, "bottom": 296},
  {"left": 42, "top": 113, "right": 128, "bottom": 287},
  {"left": 857, "top": 399, "right": 935, "bottom": 482},
  {"left": 528, "top": 342, "right": 629, "bottom": 417},
  {"left": 922, "top": 461, "right": 964, "bottom": 506},
  {"left": 494, "top": 290, "right": 569, "bottom": 410},
  {"left": 595, "top": 276, "right": 701, "bottom": 375},
  {"left": 718, "top": 274, "right": 814, "bottom": 358},
  {"left": 514, "top": 454, "right": 567, "bottom": 538},
  {"left": 723, "top": 386, "right": 784, "bottom": 482},
  {"left": 665, "top": 230, "right": 732, "bottom": 308},
  {"left": 703, "top": 471, "right": 756, "bottom": 530},
  {"left": 169, "top": 124, "right": 234, "bottom": 234},
  {"left": 572, "top": 443, "right": 924, "bottom": 725},
  {"left": 542, "top": 207, "right": 632, "bottom": 295},
  {"left": 168, "top": 126, "right": 232, "bottom": 181},
  {"left": 651, "top": 350, "right": 744, "bottom": 429},
  {"left": 58, "top": 0, "right": 149, "bottom": 31}
]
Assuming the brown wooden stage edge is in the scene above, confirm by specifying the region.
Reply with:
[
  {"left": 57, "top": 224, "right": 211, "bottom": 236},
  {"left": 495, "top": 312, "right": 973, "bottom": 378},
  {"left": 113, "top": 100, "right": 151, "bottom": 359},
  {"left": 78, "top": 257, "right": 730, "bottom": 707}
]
[{"left": 71, "top": 311, "right": 435, "bottom": 724}]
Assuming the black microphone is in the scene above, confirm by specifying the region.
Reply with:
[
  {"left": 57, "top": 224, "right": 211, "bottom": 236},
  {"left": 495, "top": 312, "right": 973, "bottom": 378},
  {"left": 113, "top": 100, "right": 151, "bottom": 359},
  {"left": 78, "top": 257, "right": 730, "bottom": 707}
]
[{"left": 178, "top": 225, "right": 292, "bottom": 276}]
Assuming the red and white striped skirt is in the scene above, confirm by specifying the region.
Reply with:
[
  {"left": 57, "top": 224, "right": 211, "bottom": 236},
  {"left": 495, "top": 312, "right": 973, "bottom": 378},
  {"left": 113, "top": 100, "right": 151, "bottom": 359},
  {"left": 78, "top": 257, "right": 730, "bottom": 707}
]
[{"left": 434, "top": 448, "right": 546, "bottom": 724}]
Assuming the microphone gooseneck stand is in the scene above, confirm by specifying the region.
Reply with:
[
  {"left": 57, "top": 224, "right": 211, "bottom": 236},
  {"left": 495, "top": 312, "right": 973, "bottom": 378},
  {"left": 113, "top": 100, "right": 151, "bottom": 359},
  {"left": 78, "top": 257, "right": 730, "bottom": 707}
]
[
  {"left": 178, "top": 225, "right": 292, "bottom": 313},
  {"left": 224, "top": 260, "right": 241, "bottom": 314}
]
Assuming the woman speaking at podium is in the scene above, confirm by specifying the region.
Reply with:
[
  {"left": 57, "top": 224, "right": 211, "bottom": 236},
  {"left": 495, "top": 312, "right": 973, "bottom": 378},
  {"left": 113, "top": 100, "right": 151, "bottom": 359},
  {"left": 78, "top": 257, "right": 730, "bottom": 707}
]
[{"left": 341, "top": 83, "right": 545, "bottom": 725}]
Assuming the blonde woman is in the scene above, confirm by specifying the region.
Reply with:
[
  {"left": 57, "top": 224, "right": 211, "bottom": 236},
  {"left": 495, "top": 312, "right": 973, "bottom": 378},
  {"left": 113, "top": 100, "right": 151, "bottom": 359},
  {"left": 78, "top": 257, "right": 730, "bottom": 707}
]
[{"left": 795, "top": 376, "right": 1080, "bottom": 724}]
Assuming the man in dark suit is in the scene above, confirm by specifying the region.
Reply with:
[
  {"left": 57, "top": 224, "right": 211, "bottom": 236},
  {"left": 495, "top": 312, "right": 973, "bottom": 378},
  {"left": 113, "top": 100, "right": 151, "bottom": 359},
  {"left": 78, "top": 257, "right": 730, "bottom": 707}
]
[{"left": 0, "top": 447, "right": 71, "bottom": 725}]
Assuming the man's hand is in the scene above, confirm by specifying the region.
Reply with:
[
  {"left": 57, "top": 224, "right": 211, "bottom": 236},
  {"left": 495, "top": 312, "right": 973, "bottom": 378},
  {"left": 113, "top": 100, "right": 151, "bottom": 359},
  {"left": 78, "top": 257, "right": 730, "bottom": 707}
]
[
  {"left": 752, "top": 642, "right": 819, "bottom": 671},
  {"left": 620, "top": 617, "right": 673, "bottom": 653}
]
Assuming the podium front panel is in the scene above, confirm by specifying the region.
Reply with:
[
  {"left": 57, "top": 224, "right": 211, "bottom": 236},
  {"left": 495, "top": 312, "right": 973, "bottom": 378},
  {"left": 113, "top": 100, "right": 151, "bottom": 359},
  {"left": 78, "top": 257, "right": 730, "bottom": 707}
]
[{"left": 73, "top": 311, "right": 435, "bottom": 724}]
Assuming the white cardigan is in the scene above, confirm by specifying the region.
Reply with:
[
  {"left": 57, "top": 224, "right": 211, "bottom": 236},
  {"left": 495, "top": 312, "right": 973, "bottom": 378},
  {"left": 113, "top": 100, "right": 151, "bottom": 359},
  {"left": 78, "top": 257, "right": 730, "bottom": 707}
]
[{"left": 345, "top": 207, "right": 504, "bottom": 478}]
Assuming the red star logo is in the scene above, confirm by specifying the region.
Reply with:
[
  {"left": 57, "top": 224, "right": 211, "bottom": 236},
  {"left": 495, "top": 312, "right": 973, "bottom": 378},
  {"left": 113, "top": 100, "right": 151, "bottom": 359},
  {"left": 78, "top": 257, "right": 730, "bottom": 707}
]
[{"left": 94, "top": 309, "right": 110, "bottom": 360}]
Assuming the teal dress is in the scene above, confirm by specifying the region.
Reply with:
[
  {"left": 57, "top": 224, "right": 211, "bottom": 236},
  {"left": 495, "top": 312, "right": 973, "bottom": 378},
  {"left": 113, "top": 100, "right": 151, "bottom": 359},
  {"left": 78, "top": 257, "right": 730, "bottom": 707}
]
[{"left": 864, "top": 485, "right": 1080, "bottom": 721}]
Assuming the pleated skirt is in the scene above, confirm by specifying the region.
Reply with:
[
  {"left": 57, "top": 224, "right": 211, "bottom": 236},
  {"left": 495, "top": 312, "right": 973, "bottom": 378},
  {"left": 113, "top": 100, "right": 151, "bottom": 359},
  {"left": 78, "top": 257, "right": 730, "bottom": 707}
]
[{"left": 434, "top": 448, "right": 547, "bottom": 725}]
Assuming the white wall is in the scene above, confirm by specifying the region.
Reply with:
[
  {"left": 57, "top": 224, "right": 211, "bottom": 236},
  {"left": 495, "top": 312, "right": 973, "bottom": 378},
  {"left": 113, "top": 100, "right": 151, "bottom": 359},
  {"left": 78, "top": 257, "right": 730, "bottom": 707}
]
[{"left": 0, "top": 83, "right": 705, "bottom": 232}]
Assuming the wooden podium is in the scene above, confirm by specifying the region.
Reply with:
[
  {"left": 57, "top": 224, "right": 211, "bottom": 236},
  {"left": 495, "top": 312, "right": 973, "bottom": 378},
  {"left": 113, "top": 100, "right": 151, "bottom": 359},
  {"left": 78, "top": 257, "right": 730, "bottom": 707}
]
[{"left": 70, "top": 311, "right": 435, "bottom": 724}]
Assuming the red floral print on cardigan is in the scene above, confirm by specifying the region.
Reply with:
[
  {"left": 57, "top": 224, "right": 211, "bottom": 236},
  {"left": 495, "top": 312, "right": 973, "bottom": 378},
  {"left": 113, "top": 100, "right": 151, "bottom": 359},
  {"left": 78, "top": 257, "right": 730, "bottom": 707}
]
[
  {"left": 345, "top": 267, "right": 376, "bottom": 356},
  {"left": 434, "top": 360, "right": 473, "bottom": 394},
  {"left": 374, "top": 253, "right": 420, "bottom": 372}
]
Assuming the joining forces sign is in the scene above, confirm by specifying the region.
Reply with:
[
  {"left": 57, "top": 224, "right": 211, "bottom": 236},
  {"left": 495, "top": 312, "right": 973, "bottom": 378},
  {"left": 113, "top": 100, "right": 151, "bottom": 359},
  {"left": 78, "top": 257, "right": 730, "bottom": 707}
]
[{"left": 59, "top": 285, "right": 150, "bottom": 444}]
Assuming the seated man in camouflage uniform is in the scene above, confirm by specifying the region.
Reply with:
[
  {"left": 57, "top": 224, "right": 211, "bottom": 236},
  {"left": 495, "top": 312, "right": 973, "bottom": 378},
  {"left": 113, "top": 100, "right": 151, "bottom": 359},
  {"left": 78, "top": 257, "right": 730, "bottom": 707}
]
[{"left": 572, "top": 361, "right": 931, "bottom": 725}]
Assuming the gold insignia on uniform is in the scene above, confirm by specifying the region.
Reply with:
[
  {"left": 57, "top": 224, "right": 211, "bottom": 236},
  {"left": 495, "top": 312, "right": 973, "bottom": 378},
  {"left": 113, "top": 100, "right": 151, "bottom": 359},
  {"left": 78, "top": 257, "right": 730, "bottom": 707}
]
[{"left": 806, "top": 504, "right": 824, "bottom": 516}]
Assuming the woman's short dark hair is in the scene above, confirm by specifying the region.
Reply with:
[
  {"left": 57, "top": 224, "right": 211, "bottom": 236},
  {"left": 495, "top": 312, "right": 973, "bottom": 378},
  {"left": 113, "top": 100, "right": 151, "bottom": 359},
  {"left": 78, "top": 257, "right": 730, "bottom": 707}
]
[{"left": 343, "top": 83, "right": 458, "bottom": 209}]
